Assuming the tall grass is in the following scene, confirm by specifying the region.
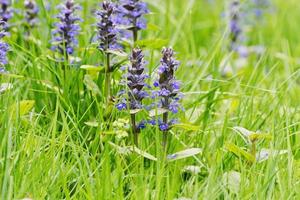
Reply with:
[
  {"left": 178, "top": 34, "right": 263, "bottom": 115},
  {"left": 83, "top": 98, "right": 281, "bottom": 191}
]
[{"left": 0, "top": 0, "right": 300, "bottom": 199}]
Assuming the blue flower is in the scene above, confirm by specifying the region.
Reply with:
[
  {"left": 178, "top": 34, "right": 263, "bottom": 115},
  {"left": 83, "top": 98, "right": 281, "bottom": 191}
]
[
  {"left": 0, "top": 0, "right": 13, "bottom": 28},
  {"left": 0, "top": 21, "right": 8, "bottom": 67},
  {"left": 51, "top": 0, "right": 82, "bottom": 56},
  {"left": 96, "top": 1, "right": 119, "bottom": 52},
  {"left": 24, "top": 0, "right": 39, "bottom": 28},
  {"left": 115, "top": 0, "right": 149, "bottom": 40}
]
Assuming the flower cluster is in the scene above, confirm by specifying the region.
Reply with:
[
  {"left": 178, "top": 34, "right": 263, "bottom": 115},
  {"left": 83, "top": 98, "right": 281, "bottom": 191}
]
[
  {"left": 116, "top": 0, "right": 149, "bottom": 40},
  {"left": 117, "top": 48, "right": 148, "bottom": 109},
  {"left": 0, "top": 20, "right": 8, "bottom": 68},
  {"left": 96, "top": 1, "right": 118, "bottom": 52},
  {"left": 51, "top": 0, "right": 82, "bottom": 56},
  {"left": 229, "top": 0, "right": 241, "bottom": 51},
  {"left": 0, "top": 0, "right": 13, "bottom": 24},
  {"left": 153, "top": 47, "right": 181, "bottom": 131},
  {"left": 117, "top": 48, "right": 149, "bottom": 137},
  {"left": 24, "top": 0, "right": 39, "bottom": 28}
]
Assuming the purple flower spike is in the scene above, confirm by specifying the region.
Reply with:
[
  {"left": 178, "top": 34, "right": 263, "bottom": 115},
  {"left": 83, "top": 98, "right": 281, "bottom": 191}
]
[
  {"left": 51, "top": 0, "right": 82, "bottom": 56},
  {"left": 0, "top": 21, "right": 8, "bottom": 67},
  {"left": 125, "top": 47, "right": 148, "bottom": 110},
  {"left": 229, "top": 0, "right": 241, "bottom": 51},
  {"left": 0, "top": 0, "right": 13, "bottom": 25},
  {"left": 116, "top": 0, "right": 149, "bottom": 40},
  {"left": 24, "top": 0, "right": 39, "bottom": 28},
  {"left": 153, "top": 47, "right": 182, "bottom": 136},
  {"left": 96, "top": 1, "right": 118, "bottom": 52}
]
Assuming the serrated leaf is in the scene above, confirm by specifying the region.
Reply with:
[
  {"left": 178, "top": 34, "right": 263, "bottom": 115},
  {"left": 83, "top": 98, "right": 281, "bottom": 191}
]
[
  {"left": 222, "top": 171, "right": 241, "bottom": 193},
  {"left": 256, "top": 149, "right": 288, "bottom": 163},
  {"left": 136, "top": 38, "right": 168, "bottom": 49},
  {"left": 167, "top": 148, "right": 202, "bottom": 161},
  {"left": 149, "top": 108, "right": 168, "bottom": 117},
  {"left": 10, "top": 100, "right": 35, "bottom": 117},
  {"left": 83, "top": 74, "right": 101, "bottom": 96},
  {"left": 225, "top": 143, "right": 255, "bottom": 162},
  {"left": 172, "top": 123, "right": 200, "bottom": 131}
]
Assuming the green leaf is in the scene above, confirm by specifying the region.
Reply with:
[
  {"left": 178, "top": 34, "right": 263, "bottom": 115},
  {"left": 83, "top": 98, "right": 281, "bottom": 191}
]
[
  {"left": 172, "top": 123, "right": 200, "bottom": 131},
  {"left": 10, "top": 100, "right": 35, "bottom": 117},
  {"left": 130, "top": 146, "right": 157, "bottom": 161},
  {"left": 225, "top": 143, "right": 255, "bottom": 162},
  {"left": 106, "top": 50, "right": 128, "bottom": 57},
  {"left": 249, "top": 133, "right": 273, "bottom": 141},
  {"left": 84, "top": 121, "right": 100, "bottom": 127},
  {"left": 130, "top": 109, "right": 141, "bottom": 114},
  {"left": 80, "top": 65, "right": 105, "bottom": 72},
  {"left": 167, "top": 148, "right": 202, "bottom": 161},
  {"left": 83, "top": 74, "right": 101, "bottom": 96},
  {"left": 147, "top": 23, "right": 161, "bottom": 31},
  {"left": 149, "top": 108, "right": 168, "bottom": 117},
  {"left": 136, "top": 38, "right": 168, "bottom": 49}
]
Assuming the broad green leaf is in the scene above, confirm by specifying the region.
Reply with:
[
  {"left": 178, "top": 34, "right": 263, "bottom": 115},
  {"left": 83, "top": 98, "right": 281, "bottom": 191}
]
[
  {"left": 136, "top": 38, "right": 168, "bottom": 49},
  {"left": 172, "top": 123, "right": 200, "bottom": 131},
  {"left": 225, "top": 143, "right": 255, "bottom": 162},
  {"left": 80, "top": 65, "right": 104, "bottom": 72},
  {"left": 83, "top": 74, "right": 101, "bottom": 96},
  {"left": 167, "top": 148, "right": 202, "bottom": 161},
  {"left": 10, "top": 100, "right": 35, "bottom": 116},
  {"left": 249, "top": 133, "right": 273, "bottom": 141},
  {"left": 149, "top": 108, "right": 168, "bottom": 117},
  {"left": 106, "top": 50, "right": 128, "bottom": 57},
  {"left": 109, "top": 142, "right": 157, "bottom": 161},
  {"left": 130, "top": 109, "right": 141, "bottom": 114},
  {"left": 84, "top": 121, "right": 100, "bottom": 127},
  {"left": 130, "top": 146, "right": 157, "bottom": 161},
  {"left": 222, "top": 171, "right": 242, "bottom": 193}
]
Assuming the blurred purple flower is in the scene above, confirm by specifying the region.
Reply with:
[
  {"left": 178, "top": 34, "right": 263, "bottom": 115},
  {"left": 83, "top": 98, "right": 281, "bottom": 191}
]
[
  {"left": 24, "top": 0, "right": 39, "bottom": 28},
  {"left": 0, "top": 21, "right": 8, "bottom": 67},
  {"left": 116, "top": 0, "right": 149, "bottom": 40}
]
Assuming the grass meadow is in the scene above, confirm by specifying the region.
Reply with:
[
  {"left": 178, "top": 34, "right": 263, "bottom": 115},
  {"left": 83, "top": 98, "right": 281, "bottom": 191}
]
[{"left": 1, "top": 0, "right": 300, "bottom": 199}]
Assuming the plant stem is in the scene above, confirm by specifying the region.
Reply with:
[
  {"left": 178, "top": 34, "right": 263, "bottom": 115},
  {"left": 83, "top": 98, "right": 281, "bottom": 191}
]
[
  {"left": 130, "top": 113, "right": 138, "bottom": 147},
  {"left": 105, "top": 53, "right": 111, "bottom": 103},
  {"left": 162, "top": 112, "right": 169, "bottom": 150}
]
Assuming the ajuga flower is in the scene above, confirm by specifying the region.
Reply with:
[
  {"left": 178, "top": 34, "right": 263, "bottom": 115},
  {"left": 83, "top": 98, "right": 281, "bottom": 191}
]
[
  {"left": 229, "top": 0, "right": 241, "bottom": 51},
  {"left": 51, "top": 0, "right": 81, "bottom": 57},
  {"left": 0, "top": 20, "right": 8, "bottom": 68},
  {"left": 24, "top": 0, "right": 39, "bottom": 28},
  {"left": 116, "top": 0, "right": 149, "bottom": 41},
  {"left": 96, "top": 1, "right": 118, "bottom": 52},
  {"left": 153, "top": 47, "right": 182, "bottom": 148},
  {"left": 117, "top": 48, "right": 148, "bottom": 146},
  {"left": 0, "top": 0, "right": 13, "bottom": 24}
]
